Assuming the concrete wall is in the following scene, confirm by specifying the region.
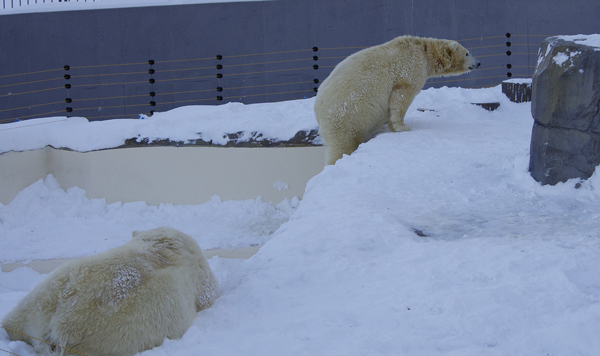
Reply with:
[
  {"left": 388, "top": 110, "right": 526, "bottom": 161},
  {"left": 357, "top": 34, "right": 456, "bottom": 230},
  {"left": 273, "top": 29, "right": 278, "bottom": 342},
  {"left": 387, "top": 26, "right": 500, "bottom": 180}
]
[
  {"left": 1, "top": 0, "right": 599, "bottom": 122},
  {"left": 0, "top": 146, "right": 326, "bottom": 205},
  {"left": 0, "top": 148, "right": 49, "bottom": 204}
]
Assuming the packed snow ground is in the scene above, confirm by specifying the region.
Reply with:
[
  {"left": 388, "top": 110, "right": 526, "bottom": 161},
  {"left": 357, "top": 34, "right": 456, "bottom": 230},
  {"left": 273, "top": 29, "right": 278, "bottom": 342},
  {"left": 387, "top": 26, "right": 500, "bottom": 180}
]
[{"left": 2, "top": 86, "right": 600, "bottom": 355}]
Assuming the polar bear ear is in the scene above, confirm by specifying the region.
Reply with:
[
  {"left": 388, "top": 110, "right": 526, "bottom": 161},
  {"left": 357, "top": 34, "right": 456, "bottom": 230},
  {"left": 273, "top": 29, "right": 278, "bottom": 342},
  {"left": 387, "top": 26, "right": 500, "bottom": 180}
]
[
  {"left": 448, "top": 41, "right": 459, "bottom": 52},
  {"left": 132, "top": 230, "right": 142, "bottom": 238}
]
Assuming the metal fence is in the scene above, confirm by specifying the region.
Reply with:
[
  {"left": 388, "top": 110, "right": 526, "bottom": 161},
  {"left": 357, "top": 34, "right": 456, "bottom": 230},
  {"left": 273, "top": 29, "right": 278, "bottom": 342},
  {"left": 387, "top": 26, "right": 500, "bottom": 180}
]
[{"left": 0, "top": 32, "right": 543, "bottom": 124}]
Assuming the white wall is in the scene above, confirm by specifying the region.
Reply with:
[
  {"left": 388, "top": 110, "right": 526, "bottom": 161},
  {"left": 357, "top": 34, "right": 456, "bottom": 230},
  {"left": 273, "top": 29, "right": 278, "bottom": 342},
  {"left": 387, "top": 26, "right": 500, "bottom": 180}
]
[
  {"left": 0, "top": 146, "right": 326, "bottom": 205},
  {"left": 0, "top": 148, "right": 49, "bottom": 204}
]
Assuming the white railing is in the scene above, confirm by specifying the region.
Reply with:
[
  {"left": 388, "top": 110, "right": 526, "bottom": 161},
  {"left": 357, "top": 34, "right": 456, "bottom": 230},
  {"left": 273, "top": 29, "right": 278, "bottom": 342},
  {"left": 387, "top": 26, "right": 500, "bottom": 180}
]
[
  {"left": 2, "top": 0, "right": 260, "bottom": 13},
  {"left": 3, "top": 0, "right": 94, "bottom": 11}
]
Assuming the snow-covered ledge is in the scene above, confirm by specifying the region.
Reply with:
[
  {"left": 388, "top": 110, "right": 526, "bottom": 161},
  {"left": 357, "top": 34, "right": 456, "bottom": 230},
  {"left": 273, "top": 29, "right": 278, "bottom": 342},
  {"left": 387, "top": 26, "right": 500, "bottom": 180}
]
[
  {"left": 0, "top": 99, "right": 324, "bottom": 205},
  {"left": 0, "top": 145, "right": 325, "bottom": 205}
]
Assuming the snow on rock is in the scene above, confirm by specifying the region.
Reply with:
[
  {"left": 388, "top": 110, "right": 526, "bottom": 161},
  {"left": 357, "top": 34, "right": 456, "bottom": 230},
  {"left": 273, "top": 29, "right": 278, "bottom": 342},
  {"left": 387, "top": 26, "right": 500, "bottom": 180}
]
[
  {"left": 552, "top": 50, "right": 581, "bottom": 67},
  {"left": 557, "top": 34, "right": 600, "bottom": 50}
]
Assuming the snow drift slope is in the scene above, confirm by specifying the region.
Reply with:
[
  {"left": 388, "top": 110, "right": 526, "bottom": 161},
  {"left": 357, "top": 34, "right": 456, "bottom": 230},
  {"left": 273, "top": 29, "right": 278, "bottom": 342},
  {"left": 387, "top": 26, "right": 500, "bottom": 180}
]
[{"left": 144, "top": 87, "right": 600, "bottom": 355}]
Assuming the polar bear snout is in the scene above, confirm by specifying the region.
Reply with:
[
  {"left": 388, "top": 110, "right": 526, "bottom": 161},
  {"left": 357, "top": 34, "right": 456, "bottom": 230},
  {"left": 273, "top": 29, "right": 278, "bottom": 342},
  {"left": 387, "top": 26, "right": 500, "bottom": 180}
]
[
  {"left": 469, "top": 61, "right": 481, "bottom": 70},
  {"left": 467, "top": 55, "right": 481, "bottom": 70}
]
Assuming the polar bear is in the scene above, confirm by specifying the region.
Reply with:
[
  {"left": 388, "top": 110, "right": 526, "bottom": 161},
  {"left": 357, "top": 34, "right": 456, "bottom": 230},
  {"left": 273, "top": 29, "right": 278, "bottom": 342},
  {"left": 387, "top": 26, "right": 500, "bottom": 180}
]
[
  {"left": 314, "top": 35, "right": 480, "bottom": 165},
  {"left": 1, "top": 227, "right": 218, "bottom": 356}
]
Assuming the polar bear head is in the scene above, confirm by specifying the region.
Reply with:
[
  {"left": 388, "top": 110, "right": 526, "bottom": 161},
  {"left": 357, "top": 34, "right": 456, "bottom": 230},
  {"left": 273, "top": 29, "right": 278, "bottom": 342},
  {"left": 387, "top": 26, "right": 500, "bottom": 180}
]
[{"left": 427, "top": 40, "right": 480, "bottom": 77}]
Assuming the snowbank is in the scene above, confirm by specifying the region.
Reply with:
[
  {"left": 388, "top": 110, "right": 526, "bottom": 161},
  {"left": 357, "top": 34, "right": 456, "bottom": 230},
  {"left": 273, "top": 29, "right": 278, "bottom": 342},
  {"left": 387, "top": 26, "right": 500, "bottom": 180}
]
[{"left": 2, "top": 86, "right": 600, "bottom": 355}]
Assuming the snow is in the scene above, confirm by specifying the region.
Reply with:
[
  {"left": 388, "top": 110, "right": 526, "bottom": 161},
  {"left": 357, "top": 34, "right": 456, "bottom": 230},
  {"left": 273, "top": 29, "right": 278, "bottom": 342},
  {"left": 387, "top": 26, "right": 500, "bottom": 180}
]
[
  {"left": 273, "top": 180, "right": 289, "bottom": 191},
  {"left": 0, "top": 99, "right": 318, "bottom": 153},
  {"left": 552, "top": 50, "right": 580, "bottom": 67},
  {"left": 557, "top": 34, "right": 600, "bottom": 50},
  {"left": 503, "top": 78, "right": 531, "bottom": 84},
  {"left": 2, "top": 85, "right": 600, "bottom": 355}
]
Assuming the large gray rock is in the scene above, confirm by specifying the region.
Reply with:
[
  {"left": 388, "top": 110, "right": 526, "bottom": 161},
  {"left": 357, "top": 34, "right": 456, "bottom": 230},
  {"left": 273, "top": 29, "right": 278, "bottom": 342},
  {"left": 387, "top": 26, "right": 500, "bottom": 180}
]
[{"left": 530, "top": 35, "right": 600, "bottom": 185}]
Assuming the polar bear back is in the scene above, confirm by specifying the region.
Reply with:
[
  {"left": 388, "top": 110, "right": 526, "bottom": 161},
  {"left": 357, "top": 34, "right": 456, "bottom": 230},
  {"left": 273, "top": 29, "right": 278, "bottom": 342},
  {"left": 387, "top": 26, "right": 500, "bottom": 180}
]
[{"left": 315, "top": 37, "right": 430, "bottom": 137}]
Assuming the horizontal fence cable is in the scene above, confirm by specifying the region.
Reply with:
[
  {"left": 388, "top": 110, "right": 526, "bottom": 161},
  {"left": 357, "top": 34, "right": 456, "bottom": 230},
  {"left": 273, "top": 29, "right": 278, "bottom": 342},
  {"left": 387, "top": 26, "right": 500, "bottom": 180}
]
[
  {"left": 474, "top": 53, "right": 509, "bottom": 58},
  {"left": 222, "top": 57, "right": 316, "bottom": 68},
  {"left": 0, "top": 77, "right": 63, "bottom": 88},
  {"left": 153, "top": 56, "right": 216, "bottom": 64},
  {"left": 152, "top": 74, "right": 215, "bottom": 83},
  {"left": 149, "top": 66, "right": 215, "bottom": 74},
  {"left": 145, "top": 96, "right": 216, "bottom": 106},
  {"left": 74, "top": 102, "right": 154, "bottom": 111},
  {"left": 69, "top": 93, "right": 151, "bottom": 102},
  {"left": 70, "top": 70, "right": 150, "bottom": 78},
  {"left": 457, "top": 35, "right": 507, "bottom": 41},
  {"left": 221, "top": 88, "right": 317, "bottom": 100},
  {"left": 223, "top": 66, "right": 315, "bottom": 77},
  {"left": 222, "top": 48, "right": 315, "bottom": 59},
  {"left": 154, "top": 88, "right": 216, "bottom": 96},
  {"left": 223, "top": 80, "right": 315, "bottom": 91},
  {"left": 0, "top": 67, "right": 64, "bottom": 80},
  {"left": 317, "top": 46, "right": 368, "bottom": 51},
  {"left": 0, "top": 86, "right": 64, "bottom": 98},
  {"left": 68, "top": 61, "right": 148, "bottom": 69},
  {"left": 0, "top": 100, "right": 65, "bottom": 113},
  {"left": 69, "top": 80, "right": 149, "bottom": 87}
]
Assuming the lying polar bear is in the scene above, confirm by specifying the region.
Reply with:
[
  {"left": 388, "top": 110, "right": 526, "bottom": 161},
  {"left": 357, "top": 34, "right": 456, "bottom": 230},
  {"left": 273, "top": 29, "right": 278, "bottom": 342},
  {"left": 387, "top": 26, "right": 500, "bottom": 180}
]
[{"left": 1, "top": 227, "right": 218, "bottom": 356}]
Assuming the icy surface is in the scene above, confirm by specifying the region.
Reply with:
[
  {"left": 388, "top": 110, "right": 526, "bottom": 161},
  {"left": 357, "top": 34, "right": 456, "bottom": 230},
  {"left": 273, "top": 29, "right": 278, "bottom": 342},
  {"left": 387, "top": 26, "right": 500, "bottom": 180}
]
[{"left": 2, "top": 86, "right": 600, "bottom": 356}]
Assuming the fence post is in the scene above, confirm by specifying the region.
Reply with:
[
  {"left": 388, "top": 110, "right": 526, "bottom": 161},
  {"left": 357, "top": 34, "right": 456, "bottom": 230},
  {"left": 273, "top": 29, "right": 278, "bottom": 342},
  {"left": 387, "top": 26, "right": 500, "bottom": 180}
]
[
  {"left": 216, "top": 54, "right": 223, "bottom": 102},
  {"left": 64, "top": 65, "right": 72, "bottom": 117},
  {"left": 148, "top": 59, "right": 156, "bottom": 115},
  {"left": 505, "top": 33, "right": 512, "bottom": 78},
  {"left": 312, "top": 46, "right": 319, "bottom": 94}
]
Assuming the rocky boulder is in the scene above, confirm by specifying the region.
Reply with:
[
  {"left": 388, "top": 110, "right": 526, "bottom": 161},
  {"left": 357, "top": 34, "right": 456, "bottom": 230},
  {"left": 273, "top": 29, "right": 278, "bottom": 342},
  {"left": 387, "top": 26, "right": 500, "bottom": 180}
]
[{"left": 529, "top": 34, "right": 600, "bottom": 185}]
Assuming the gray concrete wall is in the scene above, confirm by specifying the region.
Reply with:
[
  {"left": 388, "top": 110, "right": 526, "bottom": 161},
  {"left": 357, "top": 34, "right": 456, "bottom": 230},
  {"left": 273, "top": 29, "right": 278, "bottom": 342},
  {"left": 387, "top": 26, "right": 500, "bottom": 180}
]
[{"left": 1, "top": 0, "right": 599, "bottom": 122}]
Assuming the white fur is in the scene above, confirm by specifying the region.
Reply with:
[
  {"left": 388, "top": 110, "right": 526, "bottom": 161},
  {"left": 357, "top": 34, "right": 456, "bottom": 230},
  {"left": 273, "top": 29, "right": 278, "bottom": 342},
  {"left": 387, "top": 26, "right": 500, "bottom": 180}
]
[
  {"left": 314, "top": 35, "right": 479, "bottom": 165},
  {"left": 1, "top": 227, "right": 218, "bottom": 356}
]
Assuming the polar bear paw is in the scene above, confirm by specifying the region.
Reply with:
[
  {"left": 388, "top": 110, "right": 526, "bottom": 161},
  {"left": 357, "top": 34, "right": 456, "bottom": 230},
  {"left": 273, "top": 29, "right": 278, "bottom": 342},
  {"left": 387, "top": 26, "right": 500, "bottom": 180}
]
[{"left": 391, "top": 122, "right": 412, "bottom": 132}]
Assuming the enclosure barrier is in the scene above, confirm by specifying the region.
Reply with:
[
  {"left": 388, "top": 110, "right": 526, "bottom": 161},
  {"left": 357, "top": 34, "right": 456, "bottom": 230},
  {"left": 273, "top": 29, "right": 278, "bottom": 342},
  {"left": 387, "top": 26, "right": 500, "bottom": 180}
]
[{"left": 0, "top": 33, "right": 545, "bottom": 124}]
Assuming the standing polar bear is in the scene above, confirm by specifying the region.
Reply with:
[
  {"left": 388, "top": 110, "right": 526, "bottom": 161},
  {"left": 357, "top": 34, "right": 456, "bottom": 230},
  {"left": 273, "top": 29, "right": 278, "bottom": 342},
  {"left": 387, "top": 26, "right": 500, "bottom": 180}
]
[
  {"left": 314, "top": 36, "right": 480, "bottom": 164},
  {"left": 1, "top": 227, "right": 218, "bottom": 356}
]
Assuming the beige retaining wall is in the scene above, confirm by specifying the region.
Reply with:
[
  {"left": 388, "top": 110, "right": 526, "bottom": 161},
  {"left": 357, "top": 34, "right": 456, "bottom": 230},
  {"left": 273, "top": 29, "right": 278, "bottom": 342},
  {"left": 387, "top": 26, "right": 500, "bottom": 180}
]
[{"left": 0, "top": 146, "right": 326, "bottom": 206}]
